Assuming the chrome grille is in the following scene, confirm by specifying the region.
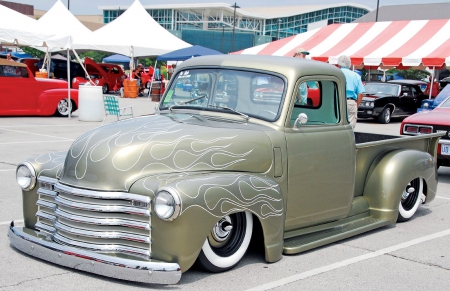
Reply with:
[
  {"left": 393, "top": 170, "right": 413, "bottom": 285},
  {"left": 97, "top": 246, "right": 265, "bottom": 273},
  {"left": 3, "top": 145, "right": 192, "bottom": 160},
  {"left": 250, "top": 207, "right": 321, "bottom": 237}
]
[{"left": 35, "top": 177, "right": 151, "bottom": 259}]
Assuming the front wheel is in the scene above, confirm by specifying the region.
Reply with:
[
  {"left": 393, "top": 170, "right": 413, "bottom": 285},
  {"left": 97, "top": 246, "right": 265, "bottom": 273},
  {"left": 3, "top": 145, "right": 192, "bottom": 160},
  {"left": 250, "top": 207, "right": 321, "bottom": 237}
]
[
  {"left": 398, "top": 177, "right": 424, "bottom": 222},
  {"left": 55, "top": 98, "right": 72, "bottom": 116},
  {"left": 196, "top": 212, "right": 253, "bottom": 272},
  {"left": 102, "top": 84, "right": 109, "bottom": 94},
  {"left": 377, "top": 107, "right": 391, "bottom": 124}
]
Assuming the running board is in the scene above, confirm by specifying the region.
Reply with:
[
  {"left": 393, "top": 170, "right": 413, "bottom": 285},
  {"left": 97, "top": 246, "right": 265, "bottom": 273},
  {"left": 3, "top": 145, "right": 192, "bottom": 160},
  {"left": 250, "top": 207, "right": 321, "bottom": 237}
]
[{"left": 283, "top": 217, "right": 391, "bottom": 254}]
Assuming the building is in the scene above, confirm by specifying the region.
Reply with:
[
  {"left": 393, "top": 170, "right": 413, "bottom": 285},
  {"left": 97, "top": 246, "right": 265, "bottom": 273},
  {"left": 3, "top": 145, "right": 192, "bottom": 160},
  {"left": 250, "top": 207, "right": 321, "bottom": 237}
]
[
  {"left": 354, "top": 2, "right": 450, "bottom": 22},
  {"left": 101, "top": 2, "right": 370, "bottom": 53}
]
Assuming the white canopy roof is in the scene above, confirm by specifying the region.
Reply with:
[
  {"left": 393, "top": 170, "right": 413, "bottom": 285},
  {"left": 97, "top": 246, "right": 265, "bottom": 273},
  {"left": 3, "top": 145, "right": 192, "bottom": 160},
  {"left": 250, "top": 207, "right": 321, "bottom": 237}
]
[
  {"left": 73, "top": 0, "right": 191, "bottom": 57},
  {"left": 0, "top": 3, "right": 71, "bottom": 49},
  {"left": 37, "top": 0, "right": 92, "bottom": 52}
]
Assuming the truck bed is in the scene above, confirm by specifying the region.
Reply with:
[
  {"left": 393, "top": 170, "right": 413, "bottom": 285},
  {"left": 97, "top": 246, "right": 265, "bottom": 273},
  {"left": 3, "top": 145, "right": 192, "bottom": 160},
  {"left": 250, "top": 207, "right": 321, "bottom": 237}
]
[{"left": 353, "top": 132, "right": 442, "bottom": 197}]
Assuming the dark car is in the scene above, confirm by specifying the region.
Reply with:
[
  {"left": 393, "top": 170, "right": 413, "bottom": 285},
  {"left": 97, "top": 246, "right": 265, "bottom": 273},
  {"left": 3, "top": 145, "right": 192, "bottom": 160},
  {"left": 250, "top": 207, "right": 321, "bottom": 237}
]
[
  {"left": 38, "top": 58, "right": 85, "bottom": 83},
  {"left": 401, "top": 94, "right": 450, "bottom": 168},
  {"left": 358, "top": 81, "right": 428, "bottom": 124}
]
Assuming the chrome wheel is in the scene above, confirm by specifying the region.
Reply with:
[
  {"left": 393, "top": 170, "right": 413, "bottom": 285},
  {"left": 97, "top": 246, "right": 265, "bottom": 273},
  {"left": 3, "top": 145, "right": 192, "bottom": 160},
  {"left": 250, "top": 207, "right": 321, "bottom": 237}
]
[
  {"left": 196, "top": 212, "right": 253, "bottom": 272},
  {"left": 398, "top": 177, "right": 423, "bottom": 222},
  {"left": 378, "top": 107, "right": 391, "bottom": 124},
  {"left": 102, "top": 84, "right": 108, "bottom": 94},
  {"left": 56, "top": 98, "right": 71, "bottom": 116}
]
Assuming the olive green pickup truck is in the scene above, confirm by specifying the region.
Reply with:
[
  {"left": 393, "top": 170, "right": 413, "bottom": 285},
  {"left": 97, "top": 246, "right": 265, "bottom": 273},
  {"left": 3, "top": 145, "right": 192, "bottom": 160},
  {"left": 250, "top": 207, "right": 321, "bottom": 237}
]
[{"left": 9, "top": 55, "right": 443, "bottom": 284}]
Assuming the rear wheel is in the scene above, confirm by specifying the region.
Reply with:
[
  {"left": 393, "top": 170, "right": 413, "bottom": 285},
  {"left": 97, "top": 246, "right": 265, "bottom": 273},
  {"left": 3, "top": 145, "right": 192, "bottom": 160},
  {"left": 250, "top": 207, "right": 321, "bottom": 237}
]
[
  {"left": 55, "top": 98, "right": 72, "bottom": 116},
  {"left": 196, "top": 212, "right": 253, "bottom": 272},
  {"left": 377, "top": 107, "right": 391, "bottom": 124},
  {"left": 102, "top": 84, "right": 109, "bottom": 94},
  {"left": 398, "top": 177, "right": 423, "bottom": 222}
]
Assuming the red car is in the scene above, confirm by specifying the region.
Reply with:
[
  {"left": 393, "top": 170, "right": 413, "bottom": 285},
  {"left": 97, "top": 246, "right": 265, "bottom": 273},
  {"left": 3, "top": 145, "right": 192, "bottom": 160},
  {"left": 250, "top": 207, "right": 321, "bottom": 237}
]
[
  {"left": 400, "top": 94, "right": 450, "bottom": 168},
  {"left": 72, "top": 58, "right": 126, "bottom": 94},
  {"left": 17, "top": 58, "right": 39, "bottom": 76},
  {"left": 0, "top": 59, "right": 78, "bottom": 116}
]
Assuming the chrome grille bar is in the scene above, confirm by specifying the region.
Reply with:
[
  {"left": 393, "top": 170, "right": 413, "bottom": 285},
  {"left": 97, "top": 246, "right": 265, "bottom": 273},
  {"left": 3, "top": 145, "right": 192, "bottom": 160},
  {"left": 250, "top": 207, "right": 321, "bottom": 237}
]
[
  {"left": 54, "top": 221, "right": 151, "bottom": 244},
  {"left": 37, "top": 200, "right": 56, "bottom": 210},
  {"left": 54, "top": 208, "right": 150, "bottom": 230},
  {"left": 35, "top": 221, "right": 56, "bottom": 234},
  {"left": 55, "top": 183, "right": 150, "bottom": 204},
  {"left": 53, "top": 233, "right": 150, "bottom": 258},
  {"left": 36, "top": 210, "right": 56, "bottom": 222},
  {"left": 54, "top": 196, "right": 150, "bottom": 216},
  {"left": 37, "top": 188, "right": 57, "bottom": 198}
]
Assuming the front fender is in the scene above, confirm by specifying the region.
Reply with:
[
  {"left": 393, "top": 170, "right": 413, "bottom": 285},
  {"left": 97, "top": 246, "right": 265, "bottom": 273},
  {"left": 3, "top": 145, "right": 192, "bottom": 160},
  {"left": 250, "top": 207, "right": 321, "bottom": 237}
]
[
  {"left": 130, "top": 172, "right": 285, "bottom": 272},
  {"left": 363, "top": 149, "right": 436, "bottom": 223}
]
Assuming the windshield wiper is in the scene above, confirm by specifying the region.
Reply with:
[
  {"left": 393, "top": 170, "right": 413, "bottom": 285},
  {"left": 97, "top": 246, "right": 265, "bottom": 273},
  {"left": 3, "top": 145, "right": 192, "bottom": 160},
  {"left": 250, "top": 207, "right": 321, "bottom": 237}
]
[
  {"left": 208, "top": 105, "right": 249, "bottom": 121},
  {"left": 169, "top": 94, "right": 207, "bottom": 111}
]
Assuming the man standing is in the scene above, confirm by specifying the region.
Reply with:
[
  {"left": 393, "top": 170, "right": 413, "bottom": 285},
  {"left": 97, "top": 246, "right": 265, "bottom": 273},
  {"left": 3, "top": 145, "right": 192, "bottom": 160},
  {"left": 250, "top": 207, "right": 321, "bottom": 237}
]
[
  {"left": 337, "top": 55, "right": 364, "bottom": 129},
  {"left": 6, "top": 53, "right": 14, "bottom": 61},
  {"left": 293, "top": 47, "right": 309, "bottom": 105}
]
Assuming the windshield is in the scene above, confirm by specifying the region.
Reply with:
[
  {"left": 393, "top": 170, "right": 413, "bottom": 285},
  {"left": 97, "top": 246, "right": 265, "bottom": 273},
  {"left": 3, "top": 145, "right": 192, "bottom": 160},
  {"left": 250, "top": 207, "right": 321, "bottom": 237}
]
[
  {"left": 364, "top": 83, "right": 400, "bottom": 95},
  {"left": 160, "top": 68, "right": 285, "bottom": 121}
]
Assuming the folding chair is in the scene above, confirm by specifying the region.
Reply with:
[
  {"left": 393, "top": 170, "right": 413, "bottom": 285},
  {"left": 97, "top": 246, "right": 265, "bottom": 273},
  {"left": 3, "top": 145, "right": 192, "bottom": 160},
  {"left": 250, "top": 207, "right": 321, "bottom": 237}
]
[{"left": 102, "top": 95, "right": 134, "bottom": 125}]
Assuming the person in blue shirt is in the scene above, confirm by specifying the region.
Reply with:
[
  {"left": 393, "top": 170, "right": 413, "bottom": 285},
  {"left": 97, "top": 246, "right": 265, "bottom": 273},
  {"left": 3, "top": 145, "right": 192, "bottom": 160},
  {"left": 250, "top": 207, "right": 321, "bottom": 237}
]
[{"left": 337, "top": 55, "right": 365, "bottom": 129}]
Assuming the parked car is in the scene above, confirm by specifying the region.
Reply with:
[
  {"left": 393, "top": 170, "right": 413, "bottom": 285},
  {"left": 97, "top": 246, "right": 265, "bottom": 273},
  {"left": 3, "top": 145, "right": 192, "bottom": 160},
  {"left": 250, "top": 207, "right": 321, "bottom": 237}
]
[
  {"left": 358, "top": 80, "right": 428, "bottom": 124},
  {"left": 38, "top": 58, "right": 85, "bottom": 83},
  {"left": 0, "top": 59, "right": 78, "bottom": 116},
  {"left": 72, "top": 58, "right": 127, "bottom": 94},
  {"left": 439, "top": 76, "right": 450, "bottom": 89},
  {"left": 17, "top": 58, "right": 39, "bottom": 76},
  {"left": 401, "top": 94, "right": 450, "bottom": 168},
  {"left": 417, "top": 82, "right": 450, "bottom": 112},
  {"left": 8, "top": 55, "right": 442, "bottom": 284}
]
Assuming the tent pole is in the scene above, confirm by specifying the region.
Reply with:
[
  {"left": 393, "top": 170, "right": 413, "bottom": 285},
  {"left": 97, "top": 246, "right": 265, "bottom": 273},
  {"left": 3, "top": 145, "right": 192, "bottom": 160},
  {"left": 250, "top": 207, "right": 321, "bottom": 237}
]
[
  {"left": 67, "top": 48, "right": 71, "bottom": 119},
  {"left": 429, "top": 66, "right": 435, "bottom": 99},
  {"left": 148, "top": 60, "right": 157, "bottom": 101}
]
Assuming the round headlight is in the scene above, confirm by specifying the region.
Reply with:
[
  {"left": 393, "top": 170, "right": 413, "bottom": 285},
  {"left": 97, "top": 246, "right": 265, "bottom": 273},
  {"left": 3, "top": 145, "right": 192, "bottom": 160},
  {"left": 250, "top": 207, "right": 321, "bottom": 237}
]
[
  {"left": 16, "top": 162, "right": 36, "bottom": 191},
  {"left": 154, "top": 188, "right": 180, "bottom": 221},
  {"left": 423, "top": 103, "right": 429, "bottom": 108},
  {"left": 72, "top": 78, "right": 77, "bottom": 83},
  {"left": 95, "top": 80, "right": 99, "bottom": 85}
]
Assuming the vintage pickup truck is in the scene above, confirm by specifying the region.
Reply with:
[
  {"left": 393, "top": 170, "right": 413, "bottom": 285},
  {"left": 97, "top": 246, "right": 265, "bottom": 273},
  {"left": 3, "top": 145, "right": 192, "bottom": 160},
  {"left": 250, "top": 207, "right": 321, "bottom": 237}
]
[{"left": 9, "top": 55, "right": 442, "bottom": 284}]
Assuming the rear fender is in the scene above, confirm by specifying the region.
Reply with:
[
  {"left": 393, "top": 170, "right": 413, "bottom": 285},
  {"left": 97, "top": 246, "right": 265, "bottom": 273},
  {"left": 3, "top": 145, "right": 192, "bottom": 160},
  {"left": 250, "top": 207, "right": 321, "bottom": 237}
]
[
  {"left": 38, "top": 89, "right": 79, "bottom": 114},
  {"left": 363, "top": 149, "right": 437, "bottom": 223},
  {"left": 130, "top": 172, "right": 285, "bottom": 271}
]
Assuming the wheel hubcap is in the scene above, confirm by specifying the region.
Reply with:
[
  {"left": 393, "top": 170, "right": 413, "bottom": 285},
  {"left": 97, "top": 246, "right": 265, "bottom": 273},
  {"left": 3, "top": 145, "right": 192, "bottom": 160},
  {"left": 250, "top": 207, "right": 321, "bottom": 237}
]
[
  {"left": 211, "top": 216, "right": 232, "bottom": 243},
  {"left": 401, "top": 179, "right": 420, "bottom": 211},
  {"left": 58, "top": 100, "right": 69, "bottom": 114}
]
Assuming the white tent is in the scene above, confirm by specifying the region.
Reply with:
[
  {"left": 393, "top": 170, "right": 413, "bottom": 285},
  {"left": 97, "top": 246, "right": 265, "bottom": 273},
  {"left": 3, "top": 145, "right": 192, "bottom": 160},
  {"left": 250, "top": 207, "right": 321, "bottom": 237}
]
[
  {"left": 37, "top": 0, "right": 93, "bottom": 53},
  {"left": 72, "top": 0, "right": 191, "bottom": 57},
  {"left": 0, "top": 4, "right": 71, "bottom": 49}
]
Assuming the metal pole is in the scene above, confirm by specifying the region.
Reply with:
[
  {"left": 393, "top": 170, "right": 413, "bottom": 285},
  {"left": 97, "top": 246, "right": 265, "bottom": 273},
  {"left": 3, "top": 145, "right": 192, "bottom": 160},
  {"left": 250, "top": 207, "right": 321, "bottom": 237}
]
[
  {"left": 68, "top": 0, "right": 70, "bottom": 10},
  {"left": 67, "top": 48, "right": 71, "bottom": 119},
  {"left": 222, "top": 25, "right": 225, "bottom": 53},
  {"left": 375, "top": 0, "right": 380, "bottom": 22},
  {"left": 230, "top": 3, "right": 240, "bottom": 52}
]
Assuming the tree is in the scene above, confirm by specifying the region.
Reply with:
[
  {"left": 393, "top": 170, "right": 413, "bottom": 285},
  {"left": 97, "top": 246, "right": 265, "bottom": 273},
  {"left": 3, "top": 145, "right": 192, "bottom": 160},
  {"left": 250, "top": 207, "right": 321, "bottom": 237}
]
[
  {"left": 387, "top": 68, "right": 429, "bottom": 80},
  {"left": 19, "top": 47, "right": 45, "bottom": 59},
  {"left": 79, "top": 51, "right": 111, "bottom": 63}
]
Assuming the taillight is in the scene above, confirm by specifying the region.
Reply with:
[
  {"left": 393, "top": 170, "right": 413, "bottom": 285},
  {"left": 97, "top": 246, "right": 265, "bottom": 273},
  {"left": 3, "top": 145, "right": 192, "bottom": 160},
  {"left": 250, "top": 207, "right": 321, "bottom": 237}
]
[
  {"left": 405, "top": 126, "right": 418, "bottom": 133},
  {"left": 419, "top": 127, "right": 432, "bottom": 134}
]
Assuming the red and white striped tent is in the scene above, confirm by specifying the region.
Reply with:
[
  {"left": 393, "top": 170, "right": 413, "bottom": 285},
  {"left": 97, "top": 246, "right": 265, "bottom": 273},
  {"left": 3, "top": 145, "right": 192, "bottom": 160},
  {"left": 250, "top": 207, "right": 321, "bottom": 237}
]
[{"left": 235, "top": 19, "right": 450, "bottom": 69}]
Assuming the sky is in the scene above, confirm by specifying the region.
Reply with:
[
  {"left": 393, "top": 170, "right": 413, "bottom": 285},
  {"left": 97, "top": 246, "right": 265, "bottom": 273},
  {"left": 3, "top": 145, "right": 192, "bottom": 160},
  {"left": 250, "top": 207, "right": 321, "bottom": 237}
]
[{"left": 7, "top": 0, "right": 450, "bottom": 15}]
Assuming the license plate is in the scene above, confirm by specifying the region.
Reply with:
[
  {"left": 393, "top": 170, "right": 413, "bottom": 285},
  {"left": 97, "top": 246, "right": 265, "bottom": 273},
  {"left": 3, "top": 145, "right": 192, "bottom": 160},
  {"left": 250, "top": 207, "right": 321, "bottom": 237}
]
[{"left": 442, "top": 144, "right": 450, "bottom": 155}]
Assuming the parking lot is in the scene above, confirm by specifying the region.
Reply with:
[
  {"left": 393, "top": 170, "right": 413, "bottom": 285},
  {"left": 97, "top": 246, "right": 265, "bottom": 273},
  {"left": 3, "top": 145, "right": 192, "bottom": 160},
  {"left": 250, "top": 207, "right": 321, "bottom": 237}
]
[{"left": 0, "top": 101, "right": 449, "bottom": 291}]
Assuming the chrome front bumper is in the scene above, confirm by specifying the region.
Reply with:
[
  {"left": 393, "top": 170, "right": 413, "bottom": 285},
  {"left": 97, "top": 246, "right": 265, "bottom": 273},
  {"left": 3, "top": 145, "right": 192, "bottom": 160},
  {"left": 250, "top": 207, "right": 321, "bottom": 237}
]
[{"left": 8, "top": 222, "right": 181, "bottom": 284}]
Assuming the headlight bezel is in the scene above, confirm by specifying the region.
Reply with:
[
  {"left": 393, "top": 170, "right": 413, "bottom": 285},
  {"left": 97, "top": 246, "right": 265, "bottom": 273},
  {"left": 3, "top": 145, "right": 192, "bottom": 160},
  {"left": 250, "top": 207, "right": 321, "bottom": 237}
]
[
  {"left": 153, "top": 187, "right": 181, "bottom": 221},
  {"left": 16, "top": 162, "right": 37, "bottom": 191}
]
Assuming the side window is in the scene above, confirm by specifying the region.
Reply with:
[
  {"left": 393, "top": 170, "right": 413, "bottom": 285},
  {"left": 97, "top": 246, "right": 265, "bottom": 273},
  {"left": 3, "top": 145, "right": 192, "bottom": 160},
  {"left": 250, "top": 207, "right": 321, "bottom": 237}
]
[
  {"left": 111, "top": 67, "right": 119, "bottom": 74},
  {"left": 0, "top": 66, "right": 4, "bottom": 77},
  {"left": 291, "top": 80, "right": 340, "bottom": 126},
  {"left": 1, "top": 65, "right": 28, "bottom": 77}
]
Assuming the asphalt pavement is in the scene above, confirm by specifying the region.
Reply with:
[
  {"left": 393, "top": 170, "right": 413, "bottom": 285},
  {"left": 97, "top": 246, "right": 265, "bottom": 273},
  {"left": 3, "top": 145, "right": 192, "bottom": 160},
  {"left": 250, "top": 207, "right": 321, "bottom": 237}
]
[{"left": 0, "top": 99, "right": 449, "bottom": 291}]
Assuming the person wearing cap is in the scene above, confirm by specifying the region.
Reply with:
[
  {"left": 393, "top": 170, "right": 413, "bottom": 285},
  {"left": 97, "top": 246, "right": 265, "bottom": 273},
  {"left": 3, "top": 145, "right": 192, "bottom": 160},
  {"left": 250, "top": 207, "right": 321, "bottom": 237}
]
[
  {"left": 293, "top": 47, "right": 309, "bottom": 105},
  {"left": 293, "top": 47, "right": 309, "bottom": 58},
  {"left": 337, "top": 55, "right": 365, "bottom": 129}
]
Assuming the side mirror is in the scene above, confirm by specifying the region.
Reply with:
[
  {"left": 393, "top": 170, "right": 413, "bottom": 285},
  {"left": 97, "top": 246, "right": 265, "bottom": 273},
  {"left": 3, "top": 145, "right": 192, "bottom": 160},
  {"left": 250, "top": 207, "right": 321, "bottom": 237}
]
[{"left": 293, "top": 113, "right": 308, "bottom": 130}]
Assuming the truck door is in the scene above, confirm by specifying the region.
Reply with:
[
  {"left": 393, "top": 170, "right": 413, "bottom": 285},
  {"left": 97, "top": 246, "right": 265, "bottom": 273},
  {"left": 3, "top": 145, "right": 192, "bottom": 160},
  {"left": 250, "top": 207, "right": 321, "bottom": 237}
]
[{"left": 284, "top": 78, "right": 355, "bottom": 231}]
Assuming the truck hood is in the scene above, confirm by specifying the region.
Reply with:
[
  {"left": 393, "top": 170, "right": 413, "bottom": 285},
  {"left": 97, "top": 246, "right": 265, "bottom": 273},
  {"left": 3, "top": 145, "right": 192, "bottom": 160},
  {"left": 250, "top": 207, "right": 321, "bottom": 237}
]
[{"left": 59, "top": 114, "right": 273, "bottom": 191}]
